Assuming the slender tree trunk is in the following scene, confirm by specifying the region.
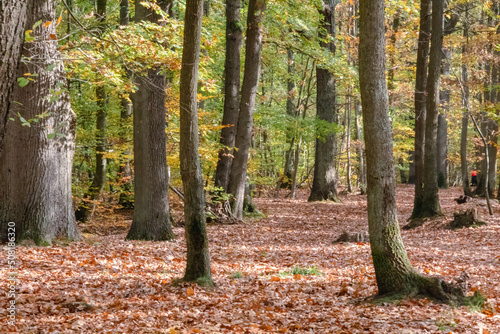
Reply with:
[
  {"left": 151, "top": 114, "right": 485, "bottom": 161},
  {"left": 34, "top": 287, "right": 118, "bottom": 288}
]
[
  {"left": 0, "top": 0, "right": 79, "bottom": 244},
  {"left": 354, "top": 101, "right": 366, "bottom": 193},
  {"left": 282, "top": 48, "right": 296, "bottom": 189},
  {"left": 214, "top": 0, "right": 242, "bottom": 191},
  {"left": 179, "top": 0, "right": 213, "bottom": 284},
  {"left": 460, "top": 12, "right": 472, "bottom": 196},
  {"left": 0, "top": 1, "right": 28, "bottom": 153},
  {"left": 359, "top": 0, "right": 464, "bottom": 302},
  {"left": 346, "top": 93, "right": 352, "bottom": 192},
  {"left": 418, "top": 0, "right": 444, "bottom": 218},
  {"left": 126, "top": 0, "right": 175, "bottom": 241},
  {"left": 411, "top": 0, "right": 431, "bottom": 218},
  {"left": 227, "top": 0, "right": 265, "bottom": 219},
  {"left": 437, "top": 48, "right": 450, "bottom": 189},
  {"left": 309, "top": 0, "right": 339, "bottom": 202}
]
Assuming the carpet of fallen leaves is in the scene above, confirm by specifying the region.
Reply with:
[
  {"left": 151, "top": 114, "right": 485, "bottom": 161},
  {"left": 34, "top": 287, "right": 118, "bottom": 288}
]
[{"left": 2, "top": 185, "right": 500, "bottom": 333}]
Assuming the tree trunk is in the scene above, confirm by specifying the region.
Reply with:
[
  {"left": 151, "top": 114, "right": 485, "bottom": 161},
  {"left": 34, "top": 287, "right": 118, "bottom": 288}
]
[
  {"left": 460, "top": 31, "right": 472, "bottom": 196},
  {"left": 0, "top": 0, "right": 79, "bottom": 245},
  {"left": 214, "top": 0, "right": 242, "bottom": 191},
  {"left": 411, "top": 0, "right": 431, "bottom": 218},
  {"left": 126, "top": 0, "right": 175, "bottom": 241},
  {"left": 227, "top": 0, "right": 265, "bottom": 219},
  {"left": 120, "top": 0, "right": 129, "bottom": 25},
  {"left": 419, "top": 0, "right": 444, "bottom": 218},
  {"left": 354, "top": 101, "right": 366, "bottom": 193},
  {"left": 179, "top": 0, "right": 213, "bottom": 284},
  {"left": 0, "top": 1, "right": 28, "bottom": 153},
  {"left": 346, "top": 93, "right": 352, "bottom": 192},
  {"left": 282, "top": 48, "right": 296, "bottom": 189},
  {"left": 309, "top": 0, "right": 339, "bottom": 202},
  {"left": 437, "top": 48, "right": 450, "bottom": 189},
  {"left": 359, "top": 0, "right": 464, "bottom": 302}
]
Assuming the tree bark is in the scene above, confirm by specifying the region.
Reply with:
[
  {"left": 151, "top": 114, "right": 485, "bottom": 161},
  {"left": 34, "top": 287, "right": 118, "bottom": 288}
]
[
  {"left": 179, "top": 0, "right": 213, "bottom": 284},
  {"left": 227, "top": 0, "right": 265, "bottom": 219},
  {"left": 418, "top": 0, "right": 444, "bottom": 218},
  {"left": 354, "top": 101, "right": 366, "bottom": 193},
  {"left": 460, "top": 22, "right": 472, "bottom": 196},
  {"left": 437, "top": 48, "right": 450, "bottom": 189},
  {"left": 0, "top": 0, "right": 79, "bottom": 245},
  {"left": 0, "top": 1, "right": 28, "bottom": 153},
  {"left": 411, "top": 0, "right": 431, "bottom": 218},
  {"left": 214, "top": 0, "right": 242, "bottom": 191},
  {"left": 282, "top": 48, "right": 296, "bottom": 189},
  {"left": 309, "top": 0, "right": 339, "bottom": 202},
  {"left": 126, "top": 0, "right": 175, "bottom": 241}
]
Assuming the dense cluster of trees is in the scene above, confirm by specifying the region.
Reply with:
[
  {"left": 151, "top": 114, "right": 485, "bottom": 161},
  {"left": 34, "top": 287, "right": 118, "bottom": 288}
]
[{"left": 1, "top": 0, "right": 498, "bottom": 297}]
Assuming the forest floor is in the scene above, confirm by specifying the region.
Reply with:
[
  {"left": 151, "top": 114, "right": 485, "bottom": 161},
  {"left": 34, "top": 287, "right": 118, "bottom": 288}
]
[{"left": 2, "top": 185, "right": 500, "bottom": 333}]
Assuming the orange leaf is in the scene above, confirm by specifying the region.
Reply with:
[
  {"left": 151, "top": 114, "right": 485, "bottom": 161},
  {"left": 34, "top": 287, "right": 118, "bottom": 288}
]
[
  {"left": 270, "top": 276, "right": 281, "bottom": 282},
  {"left": 49, "top": 34, "right": 57, "bottom": 40},
  {"left": 56, "top": 16, "right": 63, "bottom": 26},
  {"left": 293, "top": 274, "right": 302, "bottom": 280},
  {"left": 43, "top": 21, "right": 52, "bottom": 28},
  {"left": 186, "top": 287, "right": 195, "bottom": 296},
  {"left": 424, "top": 269, "right": 431, "bottom": 274}
]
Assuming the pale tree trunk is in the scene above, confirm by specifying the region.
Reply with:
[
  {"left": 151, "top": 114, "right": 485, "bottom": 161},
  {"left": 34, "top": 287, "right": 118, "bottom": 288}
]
[
  {"left": 354, "top": 101, "right": 366, "bottom": 193},
  {"left": 419, "top": 0, "right": 444, "bottom": 218},
  {"left": 359, "top": 0, "right": 464, "bottom": 302},
  {"left": 411, "top": 0, "right": 431, "bottom": 218},
  {"left": 179, "top": 0, "right": 213, "bottom": 284},
  {"left": 0, "top": 1, "right": 28, "bottom": 152},
  {"left": 437, "top": 48, "right": 450, "bottom": 189},
  {"left": 214, "top": 0, "right": 242, "bottom": 191},
  {"left": 346, "top": 94, "right": 352, "bottom": 192},
  {"left": 460, "top": 11, "right": 472, "bottom": 196},
  {"left": 0, "top": 0, "right": 79, "bottom": 245},
  {"left": 282, "top": 48, "right": 296, "bottom": 189},
  {"left": 126, "top": 0, "right": 175, "bottom": 241},
  {"left": 227, "top": 0, "right": 265, "bottom": 219},
  {"left": 309, "top": 0, "right": 339, "bottom": 202}
]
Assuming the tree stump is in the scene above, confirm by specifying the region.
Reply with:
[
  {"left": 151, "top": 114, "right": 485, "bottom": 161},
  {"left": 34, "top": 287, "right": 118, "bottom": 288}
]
[{"left": 448, "top": 209, "right": 486, "bottom": 229}]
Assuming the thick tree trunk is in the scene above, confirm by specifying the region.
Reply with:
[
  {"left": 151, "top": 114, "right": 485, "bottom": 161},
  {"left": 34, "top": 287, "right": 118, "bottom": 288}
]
[
  {"left": 359, "top": 0, "right": 464, "bottom": 302},
  {"left": 179, "top": 0, "right": 213, "bottom": 284},
  {"left": 120, "top": 0, "right": 129, "bottom": 25},
  {"left": 214, "top": 0, "right": 242, "bottom": 191},
  {"left": 419, "top": 0, "right": 444, "bottom": 218},
  {"left": 0, "top": 1, "right": 28, "bottom": 153},
  {"left": 0, "top": 0, "right": 79, "bottom": 245},
  {"left": 411, "top": 0, "right": 431, "bottom": 218},
  {"left": 309, "top": 0, "right": 339, "bottom": 202},
  {"left": 437, "top": 48, "right": 450, "bottom": 189},
  {"left": 227, "top": 0, "right": 265, "bottom": 219},
  {"left": 126, "top": 0, "right": 175, "bottom": 241}
]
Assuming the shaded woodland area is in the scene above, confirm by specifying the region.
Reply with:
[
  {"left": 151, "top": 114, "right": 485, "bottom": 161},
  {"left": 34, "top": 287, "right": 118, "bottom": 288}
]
[{"left": 1, "top": 0, "right": 500, "bottom": 332}]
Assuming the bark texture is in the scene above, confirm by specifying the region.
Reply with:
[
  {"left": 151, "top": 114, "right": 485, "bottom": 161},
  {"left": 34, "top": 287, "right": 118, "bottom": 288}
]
[
  {"left": 437, "top": 48, "right": 450, "bottom": 189},
  {"left": 126, "top": 0, "right": 175, "bottom": 241},
  {"left": 214, "top": 0, "right": 242, "bottom": 191},
  {"left": 227, "top": 0, "right": 265, "bottom": 219},
  {"left": 0, "top": 0, "right": 79, "bottom": 244},
  {"left": 411, "top": 0, "right": 431, "bottom": 218},
  {"left": 0, "top": 1, "right": 28, "bottom": 153},
  {"left": 179, "top": 0, "right": 213, "bottom": 284},
  {"left": 308, "top": 0, "right": 339, "bottom": 202}
]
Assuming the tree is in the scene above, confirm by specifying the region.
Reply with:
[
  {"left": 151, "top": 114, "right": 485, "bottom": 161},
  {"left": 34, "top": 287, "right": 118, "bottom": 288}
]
[
  {"left": 179, "top": 0, "right": 213, "bottom": 284},
  {"left": 214, "top": 0, "right": 242, "bottom": 192},
  {"left": 126, "top": 0, "right": 175, "bottom": 241},
  {"left": 359, "top": 0, "right": 464, "bottom": 302},
  {"left": 0, "top": 0, "right": 79, "bottom": 245},
  {"left": 308, "top": 0, "right": 339, "bottom": 202},
  {"left": 0, "top": 1, "right": 28, "bottom": 153},
  {"left": 437, "top": 48, "right": 451, "bottom": 189},
  {"left": 227, "top": 0, "right": 266, "bottom": 219}
]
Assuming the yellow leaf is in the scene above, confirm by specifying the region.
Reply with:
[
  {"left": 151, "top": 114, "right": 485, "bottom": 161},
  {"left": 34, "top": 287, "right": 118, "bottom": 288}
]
[
  {"left": 43, "top": 21, "right": 52, "bottom": 28},
  {"left": 24, "top": 73, "right": 31, "bottom": 76},
  {"left": 186, "top": 287, "right": 195, "bottom": 296},
  {"left": 56, "top": 16, "right": 63, "bottom": 26}
]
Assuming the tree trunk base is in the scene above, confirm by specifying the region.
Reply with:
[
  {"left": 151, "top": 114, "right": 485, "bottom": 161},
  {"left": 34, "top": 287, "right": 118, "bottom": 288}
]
[{"left": 448, "top": 209, "right": 486, "bottom": 229}]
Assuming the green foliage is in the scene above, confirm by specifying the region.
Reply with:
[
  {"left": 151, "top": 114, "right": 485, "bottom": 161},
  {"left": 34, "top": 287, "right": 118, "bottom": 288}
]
[{"left": 279, "top": 266, "right": 323, "bottom": 277}]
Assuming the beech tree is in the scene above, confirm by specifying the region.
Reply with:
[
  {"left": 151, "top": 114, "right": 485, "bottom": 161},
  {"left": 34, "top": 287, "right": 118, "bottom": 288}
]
[
  {"left": 179, "top": 0, "right": 213, "bottom": 284},
  {"left": 227, "top": 0, "right": 266, "bottom": 219},
  {"left": 359, "top": 0, "right": 463, "bottom": 301},
  {"left": 308, "top": 0, "right": 339, "bottom": 202},
  {"left": 0, "top": 0, "right": 79, "bottom": 244},
  {"left": 126, "top": 0, "right": 175, "bottom": 241}
]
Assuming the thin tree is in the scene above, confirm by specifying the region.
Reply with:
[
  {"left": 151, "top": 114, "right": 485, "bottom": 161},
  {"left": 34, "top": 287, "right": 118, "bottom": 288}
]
[
  {"left": 126, "top": 0, "right": 175, "bottom": 241},
  {"left": 359, "top": 0, "right": 465, "bottom": 302},
  {"left": 309, "top": 0, "right": 339, "bottom": 202},
  {"left": 179, "top": 0, "right": 213, "bottom": 284},
  {"left": 0, "top": 0, "right": 79, "bottom": 244},
  {"left": 227, "top": 0, "right": 266, "bottom": 219},
  {"left": 214, "top": 0, "right": 242, "bottom": 191}
]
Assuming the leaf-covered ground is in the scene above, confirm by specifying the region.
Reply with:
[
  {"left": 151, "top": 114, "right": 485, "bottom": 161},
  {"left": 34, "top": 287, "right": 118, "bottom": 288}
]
[{"left": 2, "top": 185, "right": 500, "bottom": 333}]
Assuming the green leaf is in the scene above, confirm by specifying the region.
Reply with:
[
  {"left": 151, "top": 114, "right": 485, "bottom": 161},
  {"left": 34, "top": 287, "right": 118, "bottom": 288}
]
[
  {"left": 25, "top": 30, "right": 34, "bottom": 42},
  {"left": 46, "top": 64, "right": 56, "bottom": 72},
  {"left": 33, "top": 20, "right": 43, "bottom": 29},
  {"left": 17, "top": 77, "right": 30, "bottom": 87},
  {"left": 47, "top": 133, "right": 56, "bottom": 139}
]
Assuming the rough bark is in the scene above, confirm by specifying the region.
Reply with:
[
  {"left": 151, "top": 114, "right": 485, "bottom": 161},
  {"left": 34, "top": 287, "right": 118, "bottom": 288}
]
[
  {"left": 0, "top": 1, "right": 28, "bottom": 153},
  {"left": 359, "top": 0, "right": 464, "bottom": 303},
  {"left": 179, "top": 0, "right": 213, "bottom": 284},
  {"left": 126, "top": 0, "right": 175, "bottom": 241},
  {"left": 0, "top": 0, "right": 79, "bottom": 245},
  {"left": 419, "top": 0, "right": 444, "bottom": 218},
  {"left": 214, "top": 0, "right": 242, "bottom": 191},
  {"left": 437, "top": 49, "right": 450, "bottom": 189},
  {"left": 460, "top": 34, "right": 472, "bottom": 197},
  {"left": 354, "top": 101, "right": 366, "bottom": 193},
  {"left": 120, "top": 0, "right": 129, "bottom": 25},
  {"left": 309, "top": 0, "right": 339, "bottom": 202},
  {"left": 411, "top": 0, "right": 431, "bottom": 218},
  {"left": 227, "top": 0, "right": 265, "bottom": 219}
]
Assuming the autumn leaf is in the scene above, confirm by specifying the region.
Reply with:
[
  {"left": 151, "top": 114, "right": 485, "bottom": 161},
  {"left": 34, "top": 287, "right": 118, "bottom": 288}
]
[{"left": 43, "top": 21, "right": 52, "bottom": 28}]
